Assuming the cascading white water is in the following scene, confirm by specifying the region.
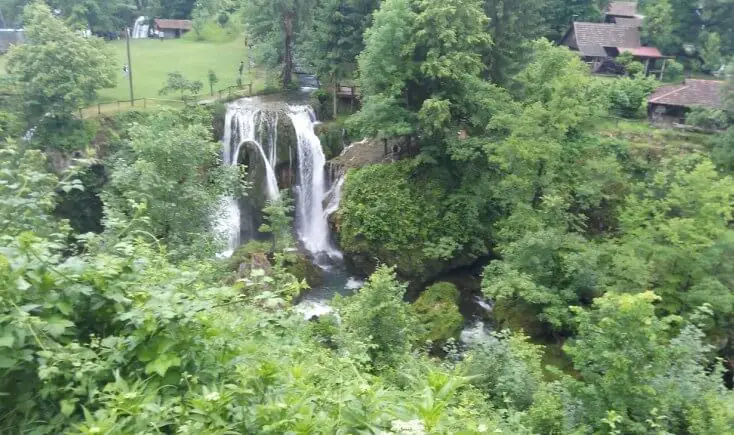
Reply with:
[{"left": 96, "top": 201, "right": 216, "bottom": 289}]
[
  {"left": 323, "top": 173, "right": 344, "bottom": 217},
  {"left": 288, "top": 106, "right": 342, "bottom": 261},
  {"left": 217, "top": 101, "right": 281, "bottom": 255},
  {"left": 132, "top": 16, "right": 149, "bottom": 39},
  {"left": 217, "top": 98, "right": 341, "bottom": 262}
]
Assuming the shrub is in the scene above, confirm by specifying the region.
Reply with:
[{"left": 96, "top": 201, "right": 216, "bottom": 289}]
[
  {"left": 664, "top": 59, "right": 684, "bottom": 82},
  {"left": 686, "top": 107, "right": 730, "bottom": 130},
  {"left": 606, "top": 75, "right": 658, "bottom": 118},
  {"left": 626, "top": 61, "right": 645, "bottom": 77},
  {"left": 414, "top": 282, "right": 463, "bottom": 346}
]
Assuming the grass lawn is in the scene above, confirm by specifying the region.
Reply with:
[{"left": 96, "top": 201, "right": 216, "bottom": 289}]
[{"left": 98, "top": 38, "right": 260, "bottom": 103}]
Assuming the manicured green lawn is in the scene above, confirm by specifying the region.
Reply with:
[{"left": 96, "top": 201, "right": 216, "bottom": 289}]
[{"left": 98, "top": 38, "right": 255, "bottom": 103}]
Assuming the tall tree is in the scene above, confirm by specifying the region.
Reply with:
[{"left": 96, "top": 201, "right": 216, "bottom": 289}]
[
  {"left": 303, "top": 0, "right": 380, "bottom": 114},
  {"left": 353, "top": 0, "right": 492, "bottom": 139},
  {"left": 641, "top": 0, "right": 674, "bottom": 52},
  {"left": 5, "top": 3, "right": 115, "bottom": 123},
  {"left": 482, "top": 0, "right": 546, "bottom": 85},
  {"left": 243, "top": 0, "right": 315, "bottom": 88}
]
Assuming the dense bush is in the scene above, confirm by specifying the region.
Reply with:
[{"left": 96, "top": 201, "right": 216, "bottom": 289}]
[
  {"left": 606, "top": 75, "right": 658, "bottom": 118},
  {"left": 339, "top": 160, "right": 490, "bottom": 280},
  {"left": 414, "top": 282, "right": 463, "bottom": 345},
  {"left": 686, "top": 107, "right": 730, "bottom": 130},
  {"left": 664, "top": 59, "right": 684, "bottom": 82}
]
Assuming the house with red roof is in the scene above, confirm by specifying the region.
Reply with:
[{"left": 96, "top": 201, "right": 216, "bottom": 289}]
[
  {"left": 154, "top": 19, "right": 192, "bottom": 39},
  {"left": 648, "top": 79, "right": 727, "bottom": 124},
  {"left": 560, "top": 1, "right": 665, "bottom": 75}
]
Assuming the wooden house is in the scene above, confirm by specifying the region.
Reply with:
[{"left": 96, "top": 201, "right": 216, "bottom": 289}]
[
  {"left": 153, "top": 19, "right": 192, "bottom": 39},
  {"left": 648, "top": 79, "right": 727, "bottom": 124}
]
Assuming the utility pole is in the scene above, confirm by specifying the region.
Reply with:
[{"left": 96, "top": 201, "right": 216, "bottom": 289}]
[{"left": 125, "top": 27, "right": 134, "bottom": 106}]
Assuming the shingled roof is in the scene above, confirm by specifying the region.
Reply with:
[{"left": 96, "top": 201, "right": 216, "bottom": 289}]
[
  {"left": 648, "top": 79, "right": 725, "bottom": 109},
  {"left": 606, "top": 1, "right": 639, "bottom": 17},
  {"left": 572, "top": 22, "right": 642, "bottom": 57},
  {"left": 154, "top": 19, "right": 192, "bottom": 30}
]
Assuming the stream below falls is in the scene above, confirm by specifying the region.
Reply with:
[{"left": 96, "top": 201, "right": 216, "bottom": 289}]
[{"left": 217, "top": 88, "right": 493, "bottom": 344}]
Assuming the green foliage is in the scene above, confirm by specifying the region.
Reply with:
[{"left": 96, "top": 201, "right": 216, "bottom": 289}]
[
  {"left": 483, "top": 229, "right": 602, "bottom": 333},
  {"left": 334, "top": 266, "right": 417, "bottom": 369},
  {"left": 355, "top": 0, "right": 491, "bottom": 140},
  {"left": 699, "top": 31, "right": 723, "bottom": 72},
  {"left": 686, "top": 107, "right": 730, "bottom": 130},
  {"left": 625, "top": 60, "right": 645, "bottom": 77},
  {"left": 482, "top": 0, "right": 546, "bottom": 84},
  {"left": 5, "top": 3, "right": 115, "bottom": 122},
  {"left": 712, "top": 127, "right": 734, "bottom": 170},
  {"left": 664, "top": 58, "right": 684, "bottom": 81},
  {"left": 414, "top": 282, "right": 463, "bottom": 345},
  {"left": 207, "top": 69, "right": 219, "bottom": 95},
  {"left": 642, "top": 0, "right": 674, "bottom": 52},
  {"left": 158, "top": 71, "right": 204, "bottom": 100},
  {"left": 606, "top": 75, "right": 658, "bottom": 118},
  {"left": 339, "top": 161, "right": 490, "bottom": 279},
  {"left": 464, "top": 331, "right": 544, "bottom": 410},
  {"left": 243, "top": 0, "right": 316, "bottom": 88},
  {"left": 258, "top": 194, "right": 294, "bottom": 252},
  {"left": 103, "top": 108, "right": 243, "bottom": 255},
  {"left": 563, "top": 292, "right": 734, "bottom": 434},
  {"left": 602, "top": 155, "right": 734, "bottom": 358},
  {"left": 303, "top": 0, "right": 379, "bottom": 82}
]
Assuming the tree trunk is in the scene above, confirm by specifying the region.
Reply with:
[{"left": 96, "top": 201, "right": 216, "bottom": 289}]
[{"left": 282, "top": 13, "right": 294, "bottom": 88}]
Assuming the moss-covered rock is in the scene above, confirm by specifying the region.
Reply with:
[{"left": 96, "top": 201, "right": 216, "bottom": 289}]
[
  {"left": 414, "top": 282, "right": 463, "bottom": 346},
  {"left": 284, "top": 252, "right": 324, "bottom": 288}
]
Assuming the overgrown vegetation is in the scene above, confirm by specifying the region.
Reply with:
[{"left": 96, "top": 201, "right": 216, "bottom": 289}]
[{"left": 1, "top": 0, "right": 734, "bottom": 433}]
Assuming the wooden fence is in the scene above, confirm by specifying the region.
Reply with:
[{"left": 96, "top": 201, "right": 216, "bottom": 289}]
[{"left": 78, "top": 83, "right": 254, "bottom": 119}]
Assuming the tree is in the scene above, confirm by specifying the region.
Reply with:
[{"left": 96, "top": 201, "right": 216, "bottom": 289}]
[
  {"left": 207, "top": 69, "right": 219, "bottom": 95},
  {"left": 258, "top": 194, "right": 294, "bottom": 252},
  {"left": 243, "top": 0, "right": 315, "bottom": 88},
  {"left": 601, "top": 155, "right": 734, "bottom": 365},
  {"left": 545, "top": 0, "right": 609, "bottom": 41},
  {"left": 334, "top": 266, "right": 417, "bottom": 369},
  {"left": 5, "top": 3, "right": 115, "bottom": 123},
  {"left": 158, "top": 71, "right": 204, "bottom": 100},
  {"left": 699, "top": 31, "right": 723, "bottom": 72},
  {"left": 641, "top": 0, "right": 674, "bottom": 52},
  {"left": 103, "top": 108, "right": 241, "bottom": 254},
  {"left": 303, "top": 0, "right": 380, "bottom": 115},
  {"left": 563, "top": 292, "right": 734, "bottom": 434},
  {"left": 353, "top": 0, "right": 491, "bottom": 139},
  {"left": 482, "top": 0, "right": 546, "bottom": 84}
]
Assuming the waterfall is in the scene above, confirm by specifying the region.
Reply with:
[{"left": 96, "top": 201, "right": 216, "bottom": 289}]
[
  {"left": 132, "top": 16, "right": 149, "bottom": 39},
  {"left": 288, "top": 106, "right": 342, "bottom": 261},
  {"left": 217, "top": 101, "right": 281, "bottom": 256},
  {"left": 323, "top": 173, "right": 345, "bottom": 217},
  {"left": 217, "top": 99, "right": 341, "bottom": 261}
]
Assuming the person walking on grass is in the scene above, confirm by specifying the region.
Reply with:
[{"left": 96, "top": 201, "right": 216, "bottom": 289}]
[{"left": 239, "top": 60, "right": 244, "bottom": 77}]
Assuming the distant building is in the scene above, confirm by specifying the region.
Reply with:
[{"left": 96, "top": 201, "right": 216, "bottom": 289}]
[
  {"left": 604, "top": 1, "right": 644, "bottom": 27},
  {"left": 0, "top": 28, "right": 24, "bottom": 54},
  {"left": 648, "top": 79, "right": 726, "bottom": 124},
  {"left": 560, "top": 1, "right": 664, "bottom": 75},
  {"left": 153, "top": 19, "right": 192, "bottom": 39}
]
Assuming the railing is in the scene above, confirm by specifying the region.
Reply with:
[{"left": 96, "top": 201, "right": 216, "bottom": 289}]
[{"left": 78, "top": 83, "right": 254, "bottom": 119}]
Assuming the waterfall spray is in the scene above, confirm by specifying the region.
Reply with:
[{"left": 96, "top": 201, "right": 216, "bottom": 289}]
[
  {"left": 288, "top": 106, "right": 342, "bottom": 261},
  {"left": 217, "top": 99, "right": 341, "bottom": 262}
]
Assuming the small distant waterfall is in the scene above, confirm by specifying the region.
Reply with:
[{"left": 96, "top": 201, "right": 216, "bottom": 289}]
[
  {"left": 288, "top": 106, "right": 342, "bottom": 261},
  {"left": 218, "top": 99, "right": 341, "bottom": 261},
  {"left": 132, "top": 16, "right": 149, "bottom": 39}
]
